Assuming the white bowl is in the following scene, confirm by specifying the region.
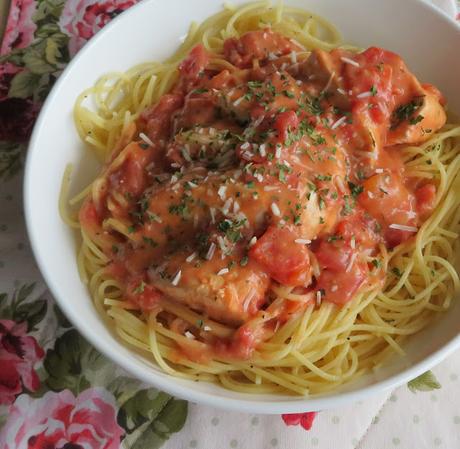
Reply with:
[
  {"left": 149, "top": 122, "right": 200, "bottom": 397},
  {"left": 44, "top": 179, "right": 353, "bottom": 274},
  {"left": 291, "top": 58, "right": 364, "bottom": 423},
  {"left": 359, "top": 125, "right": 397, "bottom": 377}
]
[{"left": 24, "top": 0, "right": 460, "bottom": 413}]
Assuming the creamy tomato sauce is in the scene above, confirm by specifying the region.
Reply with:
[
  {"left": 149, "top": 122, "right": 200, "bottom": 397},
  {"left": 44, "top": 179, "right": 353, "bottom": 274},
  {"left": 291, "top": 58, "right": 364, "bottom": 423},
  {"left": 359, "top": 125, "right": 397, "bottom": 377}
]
[{"left": 80, "top": 29, "right": 446, "bottom": 360}]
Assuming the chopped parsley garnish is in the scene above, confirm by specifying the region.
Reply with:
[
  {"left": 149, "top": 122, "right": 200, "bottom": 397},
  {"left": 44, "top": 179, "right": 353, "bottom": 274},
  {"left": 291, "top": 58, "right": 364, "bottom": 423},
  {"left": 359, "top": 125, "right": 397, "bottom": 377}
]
[
  {"left": 133, "top": 281, "right": 146, "bottom": 294},
  {"left": 372, "top": 259, "right": 381, "bottom": 269},
  {"left": 409, "top": 114, "right": 424, "bottom": 125},
  {"left": 307, "top": 95, "right": 323, "bottom": 116},
  {"left": 240, "top": 255, "right": 249, "bottom": 266},
  {"left": 127, "top": 225, "right": 136, "bottom": 234},
  {"left": 283, "top": 90, "right": 295, "bottom": 98},
  {"left": 316, "top": 174, "right": 332, "bottom": 182},
  {"left": 192, "top": 87, "right": 208, "bottom": 94},
  {"left": 327, "top": 235, "right": 342, "bottom": 243},
  {"left": 341, "top": 195, "right": 355, "bottom": 216},
  {"left": 169, "top": 201, "right": 189, "bottom": 218},
  {"left": 392, "top": 267, "right": 402, "bottom": 277},
  {"left": 139, "top": 143, "right": 149, "bottom": 150},
  {"left": 142, "top": 236, "right": 158, "bottom": 247},
  {"left": 218, "top": 219, "right": 246, "bottom": 243},
  {"left": 370, "top": 85, "right": 377, "bottom": 96},
  {"left": 391, "top": 96, "right": 424, "bottom": 129},
  {"left": 147, "top": 212, "right": 162, "bottom": 223},
  {"left": 247, "top": 80, "right": 263, "bottom": 89},
  {"left": 348, "top": 181, "right": 364, "bottom": 198}
]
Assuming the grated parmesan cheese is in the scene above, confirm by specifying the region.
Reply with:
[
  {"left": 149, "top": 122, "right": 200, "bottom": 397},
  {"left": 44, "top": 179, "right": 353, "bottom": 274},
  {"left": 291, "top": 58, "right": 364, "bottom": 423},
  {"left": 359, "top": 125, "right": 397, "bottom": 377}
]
[
  {"left": 331, "top": 116, "right": 347, "bottom": 130},
  {"left": 139, "top": 132, "right": 154, "bottom": 146},
  {"left": 259, "top": 143, "right": 266, "bottom": 157},
  {"left": 340, "top": 56, "right": 360, "bottom": 67},
  {"left": 171, "top": 270, "right": 182, "bottom": 286},
  {"left": 389, "top": 224, "right": 418, "bottom": 232},
  {"left": 186, "top": 252, "right": 197, "bottom": 263},
  {"left": 218, "top": 185, "right": 227, "bottom": 200},
  {"left": 295, "top": 238, "right": 311, "bottom": 245},
  {"left": 184, "top": 331, "right": 195, "bottom": 339},
  {"left": 346, "top": 253, "right": 357, "bottom": 272},
  {"left": 206, "top": 243, "right": 216, "bottom": 260},
  {"left": 271, "top": 202, "right": 281, "bottom": 217},
  {"left": 357, "top": 91, "right": 372, "bottom": 99},
  {"left": 316, "top": 290, "right": 322, "bottom": 306},
  {"left": 222, "top": 198, "right": 233, "bottom": 215}
]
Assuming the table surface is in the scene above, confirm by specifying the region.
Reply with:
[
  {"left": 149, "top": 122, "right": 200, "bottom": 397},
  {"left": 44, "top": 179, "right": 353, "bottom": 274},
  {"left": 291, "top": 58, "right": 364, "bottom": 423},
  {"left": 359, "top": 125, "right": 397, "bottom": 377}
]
[{"left": 0, "top": 1, "right": 459, "bottom": 448}]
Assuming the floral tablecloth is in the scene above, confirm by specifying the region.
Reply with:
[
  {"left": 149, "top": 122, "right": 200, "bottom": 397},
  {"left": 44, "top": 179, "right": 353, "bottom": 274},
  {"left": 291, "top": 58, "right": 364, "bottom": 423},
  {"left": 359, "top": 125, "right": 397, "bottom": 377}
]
[{"left": 0, "top": 1, "right": 459, "bottom": 448}]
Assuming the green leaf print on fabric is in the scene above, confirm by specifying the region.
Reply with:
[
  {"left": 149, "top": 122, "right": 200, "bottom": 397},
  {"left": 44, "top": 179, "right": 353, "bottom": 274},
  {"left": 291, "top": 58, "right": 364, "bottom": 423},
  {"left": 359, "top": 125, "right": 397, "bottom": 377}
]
[
  {"left": 0, "top": 283, "right": 47, "bottom": 331},
  {"left": 154, "top": 399, "right": 188, "bottom": 434},
  {"left": 8, "top": 70, "right": 42, "bottom": 98},
  {"left": 123, "top": 398, "right": 188, "bottom": 449},
  {"left": 116, "top": 387, "right": 188, "bottom": 448},
  {"left": 0, "top": 142, "right": 27, "bottom": 180},
  {"left": 118, "top": 389, "right": 172, "bottom": 431},
  {"left": 53, "top": 303, "right": 72, "bottom": 328},
  {"left": 44, "top": 328, "right": 106, "bottom": 394},
  {"left": 408, "top": 370, "right": 441, "bottom": 393}
]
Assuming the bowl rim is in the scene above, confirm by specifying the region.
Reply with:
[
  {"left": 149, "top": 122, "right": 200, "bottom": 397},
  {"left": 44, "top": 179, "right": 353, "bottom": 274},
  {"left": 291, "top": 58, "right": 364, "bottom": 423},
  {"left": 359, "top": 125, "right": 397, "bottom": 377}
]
[{"left": 23, "top": 0, "right": 460, "bottom": 414}]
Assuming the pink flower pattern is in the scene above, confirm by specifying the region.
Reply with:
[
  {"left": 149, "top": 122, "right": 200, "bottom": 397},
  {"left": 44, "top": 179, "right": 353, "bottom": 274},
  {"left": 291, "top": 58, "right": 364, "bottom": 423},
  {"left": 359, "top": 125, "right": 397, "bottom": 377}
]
[
  {"left": 59, "top": 0, "right": 138, "bottom": 57},
  {"left": 0, "top": 319, "right": 44, "bottom": 406},
  {"left": 281, "top": 412, "right": 318, "bottom": 431},
  {"left": 0, "top": 0, "right": 37, "bottom": 55},
  {"left": 0, "top": 388, "right": 124, "bottom": 449}
]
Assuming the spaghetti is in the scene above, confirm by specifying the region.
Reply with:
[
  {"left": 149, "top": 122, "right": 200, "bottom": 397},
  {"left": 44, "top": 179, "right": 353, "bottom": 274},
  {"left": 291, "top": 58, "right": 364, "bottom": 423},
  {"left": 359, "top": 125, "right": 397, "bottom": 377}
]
[{"left": 62, "top": 1, "right": 460, "bottom": 396}]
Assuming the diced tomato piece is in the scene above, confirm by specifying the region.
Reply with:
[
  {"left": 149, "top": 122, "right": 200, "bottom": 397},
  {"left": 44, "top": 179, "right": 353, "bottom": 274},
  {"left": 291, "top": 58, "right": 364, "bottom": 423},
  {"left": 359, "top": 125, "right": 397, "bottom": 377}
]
[
  {"left": 315, "top": 239, "right": 353, "bottom": 272},
  {"left": 249, "top": 225, "right": 310, "bottom": 286},
  {"left": 179, "top": 44, "right": 209, "bottom": 82},
  {"left": 359, "top": 172, "right": 416, "bottom": 228},
  {"left": 208, "top": 69, "right": 234, "bottom": 89},
  {"left": 316, "top": 262, "right": 367, "bottom": 305},
  {"left": 214, "top": 324, "right": 262, "bottom": 360},
  {"left": 126, "top": 278, "right": 161, "bottom": 310},
  {"left": 140, "top": 93, "right": 184, "bottom": 139},
  {"left": 123, "top": 146, "right": 149, "bottom": 196},
  {"left": 79, "top": 199, "right": 101, "bottom": 227},
  {"left": 360, "top": 46, "right": 399, "bottom": 65},
  {"left": 336, "top": 213, "right": 381, "bottom": 251},
  {"left": 105, "top": 261, "right": 127, "bottom": 281},
  {"left": 274, "top": 110, "right": 299, "bottom": 142},
  {"left": 223, "top": 28, "right": 301, "bottom": 68},
  {"left": 415, "top": 183, "right": 436, "bottom": 219},
  {"left": 384, "top": 227, "right": 413, "bottom": 248},
  {"left": 314, "top": 232, "right": 368, "bottom": 305}
]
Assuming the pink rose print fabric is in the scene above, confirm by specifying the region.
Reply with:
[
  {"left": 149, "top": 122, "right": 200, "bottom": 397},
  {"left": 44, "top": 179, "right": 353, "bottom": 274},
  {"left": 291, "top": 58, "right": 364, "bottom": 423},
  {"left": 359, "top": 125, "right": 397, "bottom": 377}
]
[
  {"left": 0, "top": 319, "right": 44, "bottom": 406},
  {"left": 59, "top": 0, "right": 137, "bottom": 56},
  {"left": 0, "top": 0, "right": 37, "bottom": 55},
  {"left": 0, "top": 388, "right": 124, "bottom": 449},
  {"left": 0, "top": 3, "right": 187, "bottom": 445}
]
